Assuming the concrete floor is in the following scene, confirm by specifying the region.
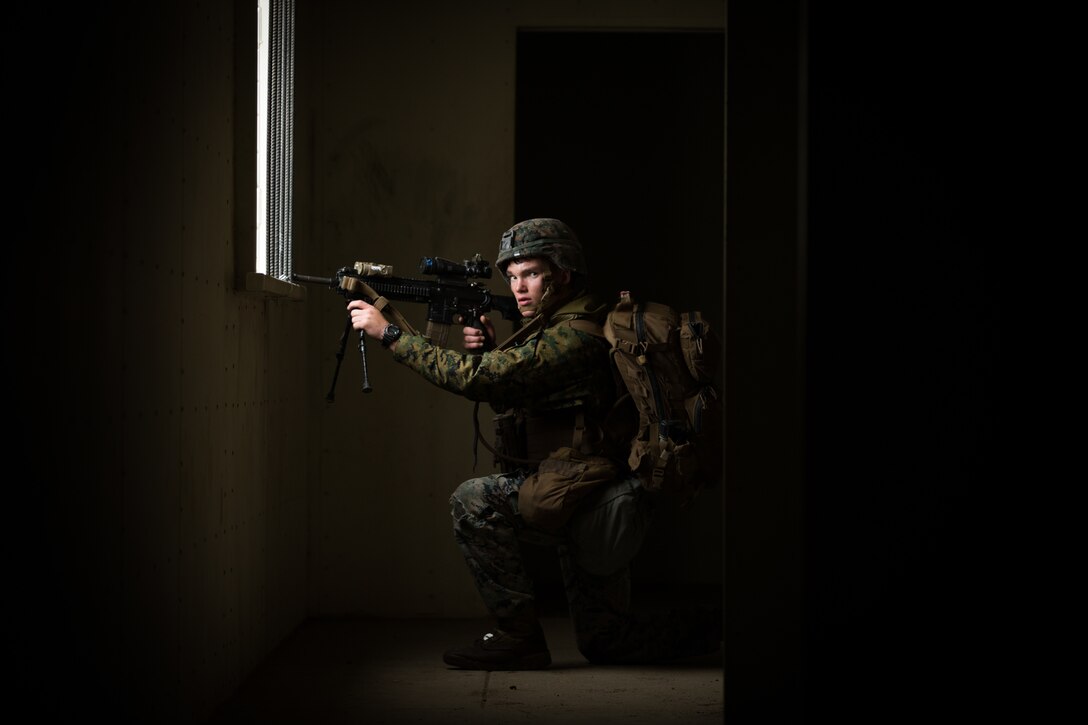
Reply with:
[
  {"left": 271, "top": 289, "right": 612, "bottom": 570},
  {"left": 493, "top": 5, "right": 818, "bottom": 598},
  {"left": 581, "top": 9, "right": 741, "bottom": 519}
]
[{"left": 209, "top": 615, "right": 723, "bottom": 725}]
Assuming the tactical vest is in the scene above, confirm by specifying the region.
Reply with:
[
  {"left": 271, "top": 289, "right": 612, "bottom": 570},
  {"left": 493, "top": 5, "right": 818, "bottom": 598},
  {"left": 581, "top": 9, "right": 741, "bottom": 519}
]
[{"left": 476, "top": 292, "right": 613, "bottom": 473}]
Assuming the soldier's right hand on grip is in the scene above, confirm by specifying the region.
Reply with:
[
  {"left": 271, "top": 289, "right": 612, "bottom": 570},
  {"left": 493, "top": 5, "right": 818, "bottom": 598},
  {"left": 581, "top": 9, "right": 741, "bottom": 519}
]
[{"left": 463, "top": 315, "right": 496, "bottom": 352}]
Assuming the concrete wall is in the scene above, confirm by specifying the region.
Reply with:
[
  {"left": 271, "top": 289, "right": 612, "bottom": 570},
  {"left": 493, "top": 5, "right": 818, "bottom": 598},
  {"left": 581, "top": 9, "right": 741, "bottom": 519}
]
[{"left": 19, "top": 3, "right": 308, "bottom": 720}]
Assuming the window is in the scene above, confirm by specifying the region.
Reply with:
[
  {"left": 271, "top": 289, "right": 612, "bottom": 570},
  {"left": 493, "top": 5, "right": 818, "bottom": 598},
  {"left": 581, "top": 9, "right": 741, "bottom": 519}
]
[{"left": 249, "top": 0, "right": 297, "bottom": 295}]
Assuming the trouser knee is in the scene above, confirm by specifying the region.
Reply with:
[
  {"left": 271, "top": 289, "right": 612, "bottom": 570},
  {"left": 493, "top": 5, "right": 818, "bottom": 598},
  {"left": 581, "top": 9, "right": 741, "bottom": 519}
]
[
  {"left": 449, "top": 476, "right": 489, "bottom": 519},
  {"left": 449, "top": 475, "right": 518, "bottom": 534}
]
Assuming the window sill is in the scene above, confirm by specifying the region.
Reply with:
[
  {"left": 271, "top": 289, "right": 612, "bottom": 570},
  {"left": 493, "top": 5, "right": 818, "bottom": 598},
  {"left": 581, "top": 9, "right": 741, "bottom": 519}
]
[{"left": 244, "top": 272, "right": 307, "bottom": 300}]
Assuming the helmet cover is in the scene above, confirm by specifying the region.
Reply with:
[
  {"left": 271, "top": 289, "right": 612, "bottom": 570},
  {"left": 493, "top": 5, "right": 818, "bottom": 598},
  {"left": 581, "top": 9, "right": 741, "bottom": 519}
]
[{"left": 496, "top": 218, "right": 587, "bottom": 276}]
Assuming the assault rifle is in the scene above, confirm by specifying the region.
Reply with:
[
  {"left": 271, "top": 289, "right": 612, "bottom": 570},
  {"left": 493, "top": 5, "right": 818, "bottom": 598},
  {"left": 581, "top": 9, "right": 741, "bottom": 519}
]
[{"left": 293, "top": 253, "right": 520, "bottom": 400}]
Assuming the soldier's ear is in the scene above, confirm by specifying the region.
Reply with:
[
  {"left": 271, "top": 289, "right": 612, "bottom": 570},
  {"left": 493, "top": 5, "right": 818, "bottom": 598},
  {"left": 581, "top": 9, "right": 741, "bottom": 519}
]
[{"left": 553, "top": 267, "right": 571, "bottom": 287}]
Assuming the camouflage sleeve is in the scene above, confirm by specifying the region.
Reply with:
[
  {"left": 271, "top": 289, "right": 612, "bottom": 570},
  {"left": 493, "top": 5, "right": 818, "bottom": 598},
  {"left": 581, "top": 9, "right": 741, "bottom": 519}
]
[{"left": 390, "top": 325, "right": 608, "bottom": 407}]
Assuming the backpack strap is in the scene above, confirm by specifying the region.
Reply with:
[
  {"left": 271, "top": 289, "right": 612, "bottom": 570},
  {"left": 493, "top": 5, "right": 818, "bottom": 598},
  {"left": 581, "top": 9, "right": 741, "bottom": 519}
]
[
  {"left": 551, "top": 294, "right": 609, "bottom": 339},
  {"left": 561, "top": 317, "right": 605, "bottom": 338},
  {"left": 494, "top": 290, "right": 609, "bottom": 349}
]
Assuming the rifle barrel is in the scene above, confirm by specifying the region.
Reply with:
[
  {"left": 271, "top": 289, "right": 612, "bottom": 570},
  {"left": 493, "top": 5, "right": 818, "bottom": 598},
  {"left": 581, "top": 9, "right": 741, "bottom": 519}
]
[{"left": 292, "top": 273, "right": 335, "bottom": 286}]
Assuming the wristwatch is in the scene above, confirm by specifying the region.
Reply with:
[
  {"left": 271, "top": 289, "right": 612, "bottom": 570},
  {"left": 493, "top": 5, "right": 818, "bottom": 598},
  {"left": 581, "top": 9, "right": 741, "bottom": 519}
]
[{"left": 380, "top": 323, "right": 403, "bottom": 348}]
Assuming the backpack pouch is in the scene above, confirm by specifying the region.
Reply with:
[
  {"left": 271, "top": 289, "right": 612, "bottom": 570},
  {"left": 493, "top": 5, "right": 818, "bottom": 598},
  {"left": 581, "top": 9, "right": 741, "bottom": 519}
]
[{"left": 519, "top": 447, "right": 620, "bottom": 531}]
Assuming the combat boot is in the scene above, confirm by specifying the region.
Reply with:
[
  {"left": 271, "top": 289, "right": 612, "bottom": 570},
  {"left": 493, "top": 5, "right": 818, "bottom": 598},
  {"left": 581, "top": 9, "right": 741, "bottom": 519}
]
[{"left": 443, "top": 618, "right": 551, "bottom": 670}]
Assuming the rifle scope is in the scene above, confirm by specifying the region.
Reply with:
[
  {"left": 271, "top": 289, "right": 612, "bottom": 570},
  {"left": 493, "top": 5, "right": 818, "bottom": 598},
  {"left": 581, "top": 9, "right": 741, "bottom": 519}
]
[{"left": 419, "top": 254, "right": 492, "bottom": 279}]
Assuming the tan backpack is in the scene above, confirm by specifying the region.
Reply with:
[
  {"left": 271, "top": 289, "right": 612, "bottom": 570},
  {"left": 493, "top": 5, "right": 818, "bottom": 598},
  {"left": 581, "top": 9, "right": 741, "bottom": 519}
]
[{"left": 603, "top": 292, "right": 722, "bottom": 503}]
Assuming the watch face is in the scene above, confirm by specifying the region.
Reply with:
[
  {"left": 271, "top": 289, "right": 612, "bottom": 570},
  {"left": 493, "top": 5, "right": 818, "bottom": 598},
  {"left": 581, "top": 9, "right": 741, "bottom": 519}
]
[{"left": 382, "top": 324, "right": 402, "bottom": 347}]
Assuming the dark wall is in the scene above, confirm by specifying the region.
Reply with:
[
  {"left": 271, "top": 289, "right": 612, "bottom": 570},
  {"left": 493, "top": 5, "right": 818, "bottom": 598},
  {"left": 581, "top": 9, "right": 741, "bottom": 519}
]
[
  {"left": 725, "top": 2, "right": 805, "bottom": 718},
  {"left": 805, "top": 5, "right": 1005, "bottom": 720},
  {"left": 14, "top": 5, "right": 126, "bottom": 713},
  {"left": 728, "top": 1, "right": 1007, "bottom": 721}
]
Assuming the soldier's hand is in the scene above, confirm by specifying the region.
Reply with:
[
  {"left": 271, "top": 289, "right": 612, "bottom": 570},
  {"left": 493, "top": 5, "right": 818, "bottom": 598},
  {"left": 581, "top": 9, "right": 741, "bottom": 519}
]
[
  {"left": 347, "top": 300, "right": 387, "bottom": 340},
  {"left": 462, "top": 315, "right": 495, "bottom": 351}
]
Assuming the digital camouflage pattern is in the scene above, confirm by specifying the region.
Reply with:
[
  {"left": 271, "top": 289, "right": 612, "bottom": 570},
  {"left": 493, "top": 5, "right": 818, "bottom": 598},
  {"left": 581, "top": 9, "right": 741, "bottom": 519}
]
[
  {"left": 450, "top": 470, "right": 722, "bottom": 664},
  {"left": 391, "top": 318, "right": 614, "bottom": 418},
  {"left": 496, "top": 218, "right": 588, "bottom": 275}
]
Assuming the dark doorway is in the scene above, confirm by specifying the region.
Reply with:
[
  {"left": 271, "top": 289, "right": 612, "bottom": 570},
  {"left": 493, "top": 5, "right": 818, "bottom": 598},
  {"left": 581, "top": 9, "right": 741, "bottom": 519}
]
[
  {"left": 515, "top": 29, "right": 724, "bottom": 313},
  {"left": 514, "top": 29, "right": 724, "bottom": 612}
]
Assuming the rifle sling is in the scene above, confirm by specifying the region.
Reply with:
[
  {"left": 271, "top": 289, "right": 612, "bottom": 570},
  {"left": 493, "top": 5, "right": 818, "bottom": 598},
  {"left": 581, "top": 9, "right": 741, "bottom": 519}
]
[{"left": 354, "top": 280, "right": 420, "bottom": 337}]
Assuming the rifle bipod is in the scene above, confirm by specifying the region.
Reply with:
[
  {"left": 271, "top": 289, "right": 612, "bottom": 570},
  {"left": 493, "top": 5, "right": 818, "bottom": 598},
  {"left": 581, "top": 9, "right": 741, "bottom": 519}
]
[{"left": 327, "top": 315, "right": 373, "bottom": 402}]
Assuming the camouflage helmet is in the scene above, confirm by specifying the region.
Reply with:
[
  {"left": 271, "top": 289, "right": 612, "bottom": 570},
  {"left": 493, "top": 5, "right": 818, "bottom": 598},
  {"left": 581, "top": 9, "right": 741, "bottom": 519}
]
[{"left": 496, "top": 218, "right": 587, "bottom": 276}]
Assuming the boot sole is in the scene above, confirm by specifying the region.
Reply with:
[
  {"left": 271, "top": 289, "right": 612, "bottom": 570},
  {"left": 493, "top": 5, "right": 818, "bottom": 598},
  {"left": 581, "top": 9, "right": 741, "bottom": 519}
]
[{"left": 443, "top": 650, "right": 552, "bottom": 670}]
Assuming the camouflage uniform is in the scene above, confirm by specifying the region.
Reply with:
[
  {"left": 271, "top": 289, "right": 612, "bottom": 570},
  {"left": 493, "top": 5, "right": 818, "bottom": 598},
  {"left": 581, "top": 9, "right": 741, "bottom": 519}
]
[
  {"left": 392, "top": 295, "right": 719, "bottom": 663},
  {"left": 391, "top": 321, "right": 613, "bottom": 416}
]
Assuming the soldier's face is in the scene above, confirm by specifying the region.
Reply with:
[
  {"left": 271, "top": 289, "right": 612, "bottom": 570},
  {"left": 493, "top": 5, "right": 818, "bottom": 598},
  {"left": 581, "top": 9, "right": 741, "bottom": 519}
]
[{"left": 506, "top": 258, "right": 569, "bottom": 317}]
